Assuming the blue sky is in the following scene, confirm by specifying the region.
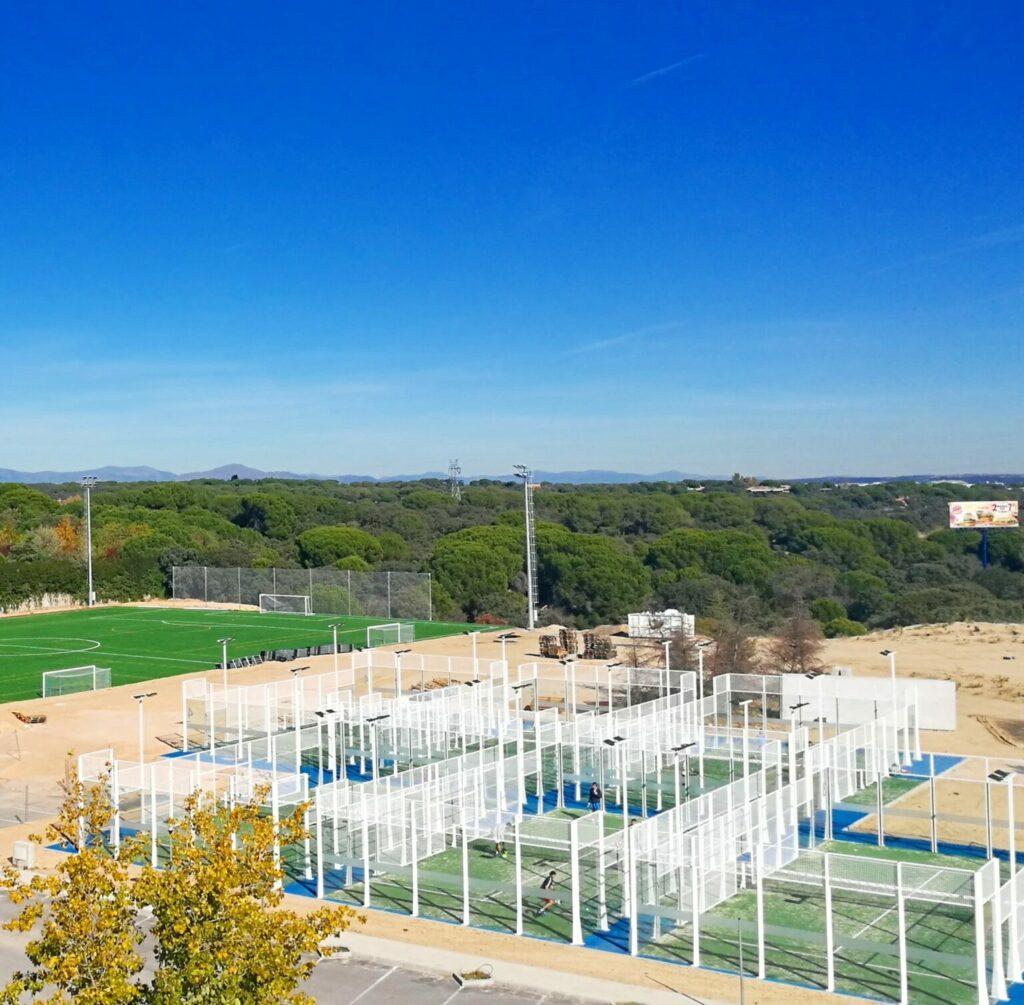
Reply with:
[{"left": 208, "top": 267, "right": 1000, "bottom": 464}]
[{"left": 2, "top": 3, "right": 1022, "bottom": 477}]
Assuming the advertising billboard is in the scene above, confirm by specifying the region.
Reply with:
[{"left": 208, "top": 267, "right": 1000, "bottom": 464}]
[{"left": 948, "top": 500, "right": 1019, "bottom": 529}]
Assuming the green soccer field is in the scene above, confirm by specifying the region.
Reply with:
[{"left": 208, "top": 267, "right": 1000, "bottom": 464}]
[{"left": 0, "top": 605, "right": 483, "bottom": 704}]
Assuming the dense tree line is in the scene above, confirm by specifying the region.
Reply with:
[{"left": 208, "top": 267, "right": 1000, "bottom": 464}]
[{"left": 1, "top": 477, "right": 1021, "bottom": 631}]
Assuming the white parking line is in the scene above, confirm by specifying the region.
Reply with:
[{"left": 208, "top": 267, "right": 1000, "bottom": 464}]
[{"left": 347, "top": 966, "right": 397, "bottom": 1004}]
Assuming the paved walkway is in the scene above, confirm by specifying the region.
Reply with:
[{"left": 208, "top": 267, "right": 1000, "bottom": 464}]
[
  {"left": 0, "top": 896, "right": 730, "bottom": 1004},
  {"left": 330, "top": 930, "right": 733, "bottom": 1004}
]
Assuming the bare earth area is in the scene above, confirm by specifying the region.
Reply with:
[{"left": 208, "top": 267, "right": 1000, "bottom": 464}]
[{"left": 8, "top": 607, "right": 1021, "bottom": 1003}]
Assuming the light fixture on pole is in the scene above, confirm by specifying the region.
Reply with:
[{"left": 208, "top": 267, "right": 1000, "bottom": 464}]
[
  {"left": 217, "top": 638, "right": 233, "bottom": 689},
  {"left": 512, "top": 679, "right": 535, "bottom": 719},
  {"left": 132, "top": 691, "right": 157, "bottom": 767},
  {"left": 880, "top": 648, "right": 898, "bottom": 717},
  {"left": 512, "top": 464, "right": 539, "bottom": 631},
  {"left": 671, "top": 741, "right": 697, "bottom": 797},
  {"left": 463, "top": 630, "right": 479, "bottom": 675},
  {"left": 328, "top": 623, "right": 342, "bottom": 673},
  {"left": 394, "top": 648, "right": 411, "bottom": 699},
  {"left": 696, "top": 641, "right": 711, "bottom": 702},
  {"left": 314, "top": 708, "right": 336, "bottom": 785},
  {"left": 366, "top": 713, "right": 390, "bottom": 780},
  {"left": 739, "top": 699, "right": 753, "bottom": 803},
  {"left": 81, "top": 476, "right": 97, "bottom": 606},
  {"left": 497, "top": 631, "right": 520, "bottom": 668}
]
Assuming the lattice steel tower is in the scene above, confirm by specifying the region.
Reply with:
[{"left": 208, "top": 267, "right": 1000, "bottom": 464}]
[
  {"left": 513, "top": 464, "right": 539, "bottom": 630},
  {"left": 447, "top": 459, "right": 462, "bottom": 502}
]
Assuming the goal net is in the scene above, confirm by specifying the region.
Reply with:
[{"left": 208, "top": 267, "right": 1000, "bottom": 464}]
[
  {"left": 258, "top": 594, "right": 312, "bottom": 615},
  {"left": 41, "top": 665, "right": 112, "bottom": 698},
  {"left": 366, "top": 623, "right": 415, "bottom": 647}
]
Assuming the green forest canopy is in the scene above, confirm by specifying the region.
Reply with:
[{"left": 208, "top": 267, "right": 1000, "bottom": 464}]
[{"left": 1, "top": 477, "right": 1022, "bottom": 632}]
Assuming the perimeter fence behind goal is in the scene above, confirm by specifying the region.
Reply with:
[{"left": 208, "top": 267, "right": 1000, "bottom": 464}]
[{"left": 172, "top": 566, "right": 432, "bottom": 621}]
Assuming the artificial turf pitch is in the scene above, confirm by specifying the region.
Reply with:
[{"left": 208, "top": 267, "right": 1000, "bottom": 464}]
[{"left": 0, "top": 605, "right": 479, "bottom": 703}]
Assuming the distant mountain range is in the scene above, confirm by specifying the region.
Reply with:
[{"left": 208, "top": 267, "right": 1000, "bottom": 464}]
[
  {"left": 2, "top": 463, "right": 1024, "bottom": 486},
  {"left": 0, "top": 463, "right": 715, "bottom": 484}
]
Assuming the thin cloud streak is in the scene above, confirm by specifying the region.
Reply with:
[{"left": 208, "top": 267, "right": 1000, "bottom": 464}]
[
  {"left": 560, "top": 320, "right": 686, "bottom": 357},
  {"left": 629, "top": 53, "right": 706, "bottom": 86},
  {"left": 866, "top": 222, "right": 1024, "bottom": 276}
]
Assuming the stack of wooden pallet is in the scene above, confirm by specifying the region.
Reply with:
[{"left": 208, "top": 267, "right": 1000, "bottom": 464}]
[
  {"left": 582, "top": 632, "right": 614, "bottom": 660},
  {"left": 538, "top": 634, "right": 565, "bottom": 659}
]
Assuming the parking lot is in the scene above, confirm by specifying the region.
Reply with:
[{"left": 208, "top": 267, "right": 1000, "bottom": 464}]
[{"left": 304, "top": 956, "right": 594, "bottom": 1004}]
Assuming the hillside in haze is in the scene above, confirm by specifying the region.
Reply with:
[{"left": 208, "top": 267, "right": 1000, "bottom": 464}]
[{"left": 2, "top": 464, "right": 1023, "bottom": 485}]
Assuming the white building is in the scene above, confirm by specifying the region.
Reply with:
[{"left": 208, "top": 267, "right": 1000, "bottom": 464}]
[{"left": 627, "top": 608, "right": 695, "bottom": 639}]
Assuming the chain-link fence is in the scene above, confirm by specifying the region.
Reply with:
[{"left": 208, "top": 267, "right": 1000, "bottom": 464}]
[
  {"left": 171, "top": 566, "right": 432, "bottom": 621},
  {"left": 0, "top": 779, "right": 65, "bottom": 828}
]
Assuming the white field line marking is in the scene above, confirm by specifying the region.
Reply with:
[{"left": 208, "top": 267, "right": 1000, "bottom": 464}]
[
  {"left": 850, "top": 902, "right": 897, "bottom": 941},
  {"left": 346, "top": 966, "right": 397, "bottom": 1005},
  {"left": 91, "top": 614, "right": 340, "bottom": 636},
  {"left": 97, "top": 650, "right": 211, "bottom": 665},
  {"left": 0, "top": 638, "right": 102, "bottom": 656},
  {"left": 762, "top": 942, "right": 968, "bottom": 987},
  {"left": 439, "top": 989, "right": 462, "bottom": 1005}
]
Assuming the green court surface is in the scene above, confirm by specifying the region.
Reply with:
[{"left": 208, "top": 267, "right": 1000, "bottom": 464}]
[
  {"left": 844, "top": 774, "right": 924, "bottom": 808},
  {"left": 0, "top": 605, "right": 481, "bottom": 703},
  {"left": 643, "top": 840, "right": 981, "bottom": 1005},
  {"left": 314, "top": 808, "right": 626, "bottom": 944}
]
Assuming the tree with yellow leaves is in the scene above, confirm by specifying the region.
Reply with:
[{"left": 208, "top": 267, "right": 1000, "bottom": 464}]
[
  {"left": 1, "top": 770, "right": 145, "bottom": 1004},
  {"left": 2, "top": 769, "right": 357, "bottom": 1005},
  {"left": 53, "top": 515, "right": 82, "bottom": 557}
]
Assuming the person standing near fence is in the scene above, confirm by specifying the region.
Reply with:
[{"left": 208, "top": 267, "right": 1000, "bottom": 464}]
[{"left": 536, "top": 870, "right": 557, "bottom": 915}]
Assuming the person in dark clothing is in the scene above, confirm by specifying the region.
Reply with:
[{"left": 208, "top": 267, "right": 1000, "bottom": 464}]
[
  {"left": 587, "top": 782, "right": 602, "bottom": 811},
  {"left": 536, "top": 870, "right": 557, "bottom": 915}
]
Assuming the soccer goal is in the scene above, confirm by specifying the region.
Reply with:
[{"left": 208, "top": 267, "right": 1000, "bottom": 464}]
[
  {"left": 41, "top": 665, "right": 112, "bottom": 698},
  {"left": 258, "top": 594, "right": 312, "bottom": 615},
  {"left": 366, "top": 622, "right": 415, "bottom": 647}
]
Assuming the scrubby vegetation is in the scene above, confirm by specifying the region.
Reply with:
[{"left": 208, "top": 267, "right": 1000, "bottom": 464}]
[{"left": 1, "top": 477, "right": 1021, "bottom": 631}]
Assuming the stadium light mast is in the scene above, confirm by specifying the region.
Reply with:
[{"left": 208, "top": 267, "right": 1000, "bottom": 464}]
[
  {"left": 81, "top": 476, "right": 97, "bottom": 606},
  {"left": 217, "top": 638, "right": 233, "bottom": 688},
  {"left": 513, "top": 465, "right": 538, "bottom": 631},
  {"left": 447, "top": 459, "right": 462, "bottom": 502},
  {"left": 132, "top": 691, "right": 157, "bottom": 767}
]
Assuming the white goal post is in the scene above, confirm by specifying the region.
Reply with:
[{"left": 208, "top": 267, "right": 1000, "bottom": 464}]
[
  {"left": 258, "top": 594, "right": 312, "bottom": 615},
  {"left": 42, "top": 665, "right": 112, "bottom": 698},
  {"left": 366, "top": 623, "right": 415, "bottom": 647}
]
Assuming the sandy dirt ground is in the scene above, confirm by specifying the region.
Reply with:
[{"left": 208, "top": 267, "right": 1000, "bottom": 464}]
[
  {"left": 820, "top": 621, "right": 1024, "bottom": 757},
  {"left": 5, "top": 605, "right": 1021, "bottom": 1003}
]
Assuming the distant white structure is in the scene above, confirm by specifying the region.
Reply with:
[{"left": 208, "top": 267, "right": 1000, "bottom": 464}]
[
  {"left": 627, "top": 608, "right": 695, "bottom": 639},
  {"left": 746, "top": 484, "right": 791, "bottom": 494}
]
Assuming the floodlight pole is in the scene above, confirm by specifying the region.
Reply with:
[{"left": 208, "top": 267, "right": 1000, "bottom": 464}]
[
  {"left": 329, "top": 624, "right": 340, "bottom": 673},
  {"left": 740, "top": 700, "right": 753, "bottom": 806},
  {"left": 464, "top": 631, "right": 478, "bottom": 677},
  {"left": 218, "top": 638, "right": 233, "bottom": 689},
  {"left": 498, "top": 631, "right": 517, "bottom": 668},
  {"left": 696, "top": 643, "right": 710, "bottom": 702},
  {"left": 81, "top": 476, "right": 96, "bottom": 606},
  {"left": 133, "top": 692, "right": 156, "bottom": 766},
  {"left": 394, "top": 648, "right": 411, "bottom": 700},
  {"left": 881, "top": 648, "right": 898, "bottom": 756},
  {"left": 513, "top": 464, "right": 538, "bottom": 631}
]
